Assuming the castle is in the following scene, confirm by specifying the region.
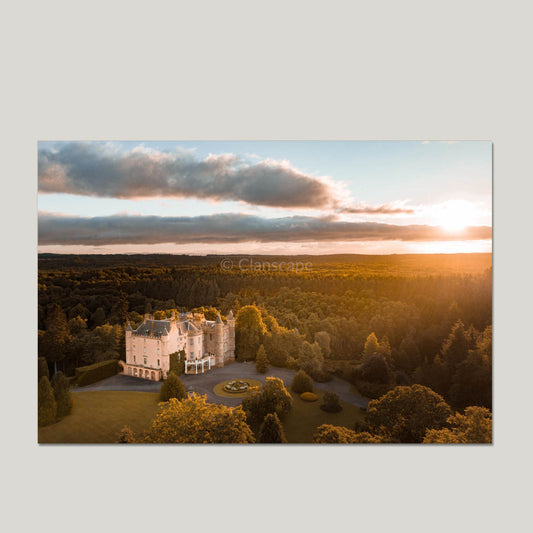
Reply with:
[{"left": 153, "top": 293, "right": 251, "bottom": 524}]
[{"left": 121, "top": 311, "right": 235, "bottom": 381}]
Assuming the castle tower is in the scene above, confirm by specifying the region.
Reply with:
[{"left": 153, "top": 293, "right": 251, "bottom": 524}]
[
  {"left": 125, "top": 322, "right": 133, "bottom": 362},
  {"left": 214, "top": 314, "right": 225, "bottom": 367},
  {"left": 227, "top": 310, "right": 235, "bottom": 359}
]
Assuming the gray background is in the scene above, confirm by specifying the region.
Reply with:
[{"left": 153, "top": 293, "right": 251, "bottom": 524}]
[{"left": 1, "top": 1, "right": 530, "bottom": 532}]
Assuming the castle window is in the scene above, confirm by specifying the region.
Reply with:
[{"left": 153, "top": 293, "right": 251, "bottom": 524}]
[
  {"left": 157, "top": 359, "right": 160, "bottom": 366},
  {"left": 144, "top": 357, "right": 147, "bottom": 365},
  {"left": 190, "top": 339, "right": 194, "bottom": 346},
  {"left": 210, "top": 334, "right": 213, "bottom": 340},
  {"left": 133, "top": 356, "right": 136, "bottom": 362}
]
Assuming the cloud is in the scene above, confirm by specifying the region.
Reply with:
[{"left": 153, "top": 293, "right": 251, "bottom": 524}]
[
  {"left": 338, "top": 203, "right": 415, "bottom": 214},
  {"left": 38, "top": 142, "right": 339, "bottom": 209},
  {"left": 38, "top": 212, "right": 492, "bottom": 246}
]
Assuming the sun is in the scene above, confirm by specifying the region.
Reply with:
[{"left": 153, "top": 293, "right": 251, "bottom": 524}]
[{"left": 434, "top": 200, "right": 477, "bottom": 232}]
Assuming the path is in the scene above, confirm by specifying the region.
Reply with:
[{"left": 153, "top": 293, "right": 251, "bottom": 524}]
[{"left": 72, "top": 361, "right": 368, "bottom": 408}]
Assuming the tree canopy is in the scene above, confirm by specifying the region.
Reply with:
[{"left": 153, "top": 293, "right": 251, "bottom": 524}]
[
  {"left": 366, "top": 384, "right": 452, "bottom": 443},
  {"left": 145, "top": 395, "right": 255, "bottom": 443}
]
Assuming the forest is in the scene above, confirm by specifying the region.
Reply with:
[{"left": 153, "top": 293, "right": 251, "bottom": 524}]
[{"left": 38, "top": 253, "right": 492, "bottom": 414}]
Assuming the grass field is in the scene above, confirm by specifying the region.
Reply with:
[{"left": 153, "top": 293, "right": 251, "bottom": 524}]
[
  {"left": 283, "top": 390, "right": 364, "bottom": 443},
  {"left": 38, "top": 391, "right": 161, "bottom": 444},
  {"left": 39, "top": 388, "right": 364, "bottom": 444}
]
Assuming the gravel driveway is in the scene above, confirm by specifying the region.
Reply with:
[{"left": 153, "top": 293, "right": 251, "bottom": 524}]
[{"left": 73, "top": 361, "right": 368, "bottom": 408}]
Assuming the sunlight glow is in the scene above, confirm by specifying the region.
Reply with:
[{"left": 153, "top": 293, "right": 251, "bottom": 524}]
[{"left": 433, "top": 200, "right": 480, "bottom": 233}]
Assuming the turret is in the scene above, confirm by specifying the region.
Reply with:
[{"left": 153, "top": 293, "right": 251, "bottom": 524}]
[
  {"left": 214, "top": 314, "right": 225, "bottom": 367},
  {"left": 227, "top": 311, "right": 235, "bottom": 357}
]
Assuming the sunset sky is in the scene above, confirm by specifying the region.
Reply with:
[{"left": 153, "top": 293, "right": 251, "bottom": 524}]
[{"left": 38, "top": 141, "right": 492, "bottom": 255}]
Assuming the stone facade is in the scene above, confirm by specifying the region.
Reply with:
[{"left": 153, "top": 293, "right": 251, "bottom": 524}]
[{"left": 121, "top": 311, "right": 235, "bottom": 380}]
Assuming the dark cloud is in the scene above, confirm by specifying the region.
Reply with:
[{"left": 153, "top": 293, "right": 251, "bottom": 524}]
[
  {"left": 339, "top": 204, "right": 415, "bottom": 214},
  {"left": 38, "top": 212, "right": 492, "bottom": 246},
  {"left": 38, "top": 143, "right": 337, "bottom": 208}
]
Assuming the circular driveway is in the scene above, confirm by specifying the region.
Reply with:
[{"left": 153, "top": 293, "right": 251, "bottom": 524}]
[{"left": 73, "top": 361, "right": 368, "bottom": 408}]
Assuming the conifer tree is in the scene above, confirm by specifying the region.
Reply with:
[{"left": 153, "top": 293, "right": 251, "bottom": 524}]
[
  {"left": 38, "top": 357, "right": 49, "bottom": 380},
  {"left": 255, "top": 345, "right": 269, "bottom": 373},
  {"left": 51, "top": 371, "right": 73, "bottom": 418},
  {"left": 259, "top": 413, "right": 287, "bottom": 443},
  {"left": 38, "top": 376, "right": 57, "bottom": 426},
  {"left": 364, "top": 332, "right": 380, "bottom": 356},
  {"left": 159, "top": 371, "right": 187, "bottom": 402}
]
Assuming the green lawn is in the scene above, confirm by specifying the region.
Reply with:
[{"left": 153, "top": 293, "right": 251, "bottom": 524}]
[
  {"left": 38, "top": 391, "right": 161, "bottom": 443},
  {"left": 282, "top": 390, "right": 364, "bottom": 443},
  {"left": 38, "top": 388, "right": 364, "bottom": 444}
]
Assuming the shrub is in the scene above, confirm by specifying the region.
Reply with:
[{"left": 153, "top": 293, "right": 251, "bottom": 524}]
[
  {"left": 159, "top": 371, "right": 187, "bottom": 402},
  {"left": 313, "top": 424, "right": 385, "bottom": 443},
  {"left": 51, "top": 371, "right": 73, "bottom": 418},
  {"left": 255, "top": 345, "right": 268, "bottom": 373},
  {"left": 117, "top": 426, "right": 136, "bottom": 443},
  {"left": 320, "top": 391, "right": 342, "bottom": 413},
  {"left": 259, "top": 413, "right": 287, "bottom": 443},
  {"left": 300, "top": 392, "right": 319, "bottom": 402},
  {"left": 291, "top": 370, "right": 314, "bottom": 394},
  {"left": 38, "top": 376, "right": 57, "bottom": 426},
  {"left": 75, "top": 359, "right": 119, "bottom": 387}
]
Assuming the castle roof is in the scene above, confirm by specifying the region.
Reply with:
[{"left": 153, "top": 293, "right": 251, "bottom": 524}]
[
  {"left": 228, "top": 310, "right": 234, "bottom": 319},
  {"left": 134, "top": 319, "right": 171, "bottom": 337},
  {"left": 215, "top": 314, "right": 223, "bottom": 324},
  {"left": 126, "top": 322, "right": 132, "bottom": 332}
]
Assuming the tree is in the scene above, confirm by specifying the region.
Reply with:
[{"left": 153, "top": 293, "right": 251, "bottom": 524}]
[
  {"left": 255, "top": 345, "right": 269, "bottom": 373},
  {"left": 424, "top": 406, "right": 492, "bottom": 443},
  {"left": 291, "top": 370, "right": 314, "bottom": 394},
  {"left": 91, "top": 307, "right": 106, "bottom": 327},
  {"left": 449, "top": 351, "right": 491, "bottom": 409},
  {"left": 159, "top": 371, "right": 187, "bottom": 402},
  {"left": 321, "top": 391, "right": 342, "bottom": 413},
  {"left": 359, "top": 353, "right": 394, "bottom": 384},
  {"left": 38, "top": 357, "right": 49, "bottom": 380},
  {"left": 38, "top": 376, "right": 57, "bottom": 426},
  {"left": 297, "top": 341, "right": 324, "bottom": 380},
  {"left": 315, "top": 331, "right": 331, "bottom": 357},
  {"left": 41, "top": 304, "right": 69, "bottom": 373},
  {"left": 145, "top": 395, "right": 255, "bottom": 443},
  {"left": 235, "top": 305, "right": 267, "bottom": 361},
  {"left": 117, "top": 426, "right": 136, "bottom": 443},
  {"left": 378, "top": 336, "right": 391, "bottom": 357},
  {"left": 312, "top": 424, "right": 384, "bottom": 443},
  {"left": 259, "top": 413, "right": 287, "bottom": 443},
  {"left": 440, "top": 320, "right": 469, "bottom": 370},
  {"left": 169, "top": 350, "right": 186, "bottom": 375},
  {"left": 51, "top": 371, "right": 73, "bottom": 418},
  {"left": 68, "top": 316, "right": 87, "bottom": 336},
  {"left": 363, "top": 332, "right": 380, "bottom": 356},
  {"left": 366, "top": 384, "right": 452, "bottom": 443},
  {"left": 242, "top": 377, "right": 293, "bottom": 423}
]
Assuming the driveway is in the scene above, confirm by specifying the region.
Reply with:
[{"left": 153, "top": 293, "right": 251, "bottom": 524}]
[{"left": 72, "top": 361, "right": 368, "bottom": 408}]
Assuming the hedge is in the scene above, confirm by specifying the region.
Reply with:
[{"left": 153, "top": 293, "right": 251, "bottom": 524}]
[
  {"left": 75, "top": 359, "right": 119, "bottom": 387},
  {"left": 300, "top": 392, "right": 319, "bottom": 402}
]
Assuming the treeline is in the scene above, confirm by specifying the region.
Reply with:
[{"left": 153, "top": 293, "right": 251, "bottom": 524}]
[{"left": 38, "top": 253, "right": 492, "bottom": 411}]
